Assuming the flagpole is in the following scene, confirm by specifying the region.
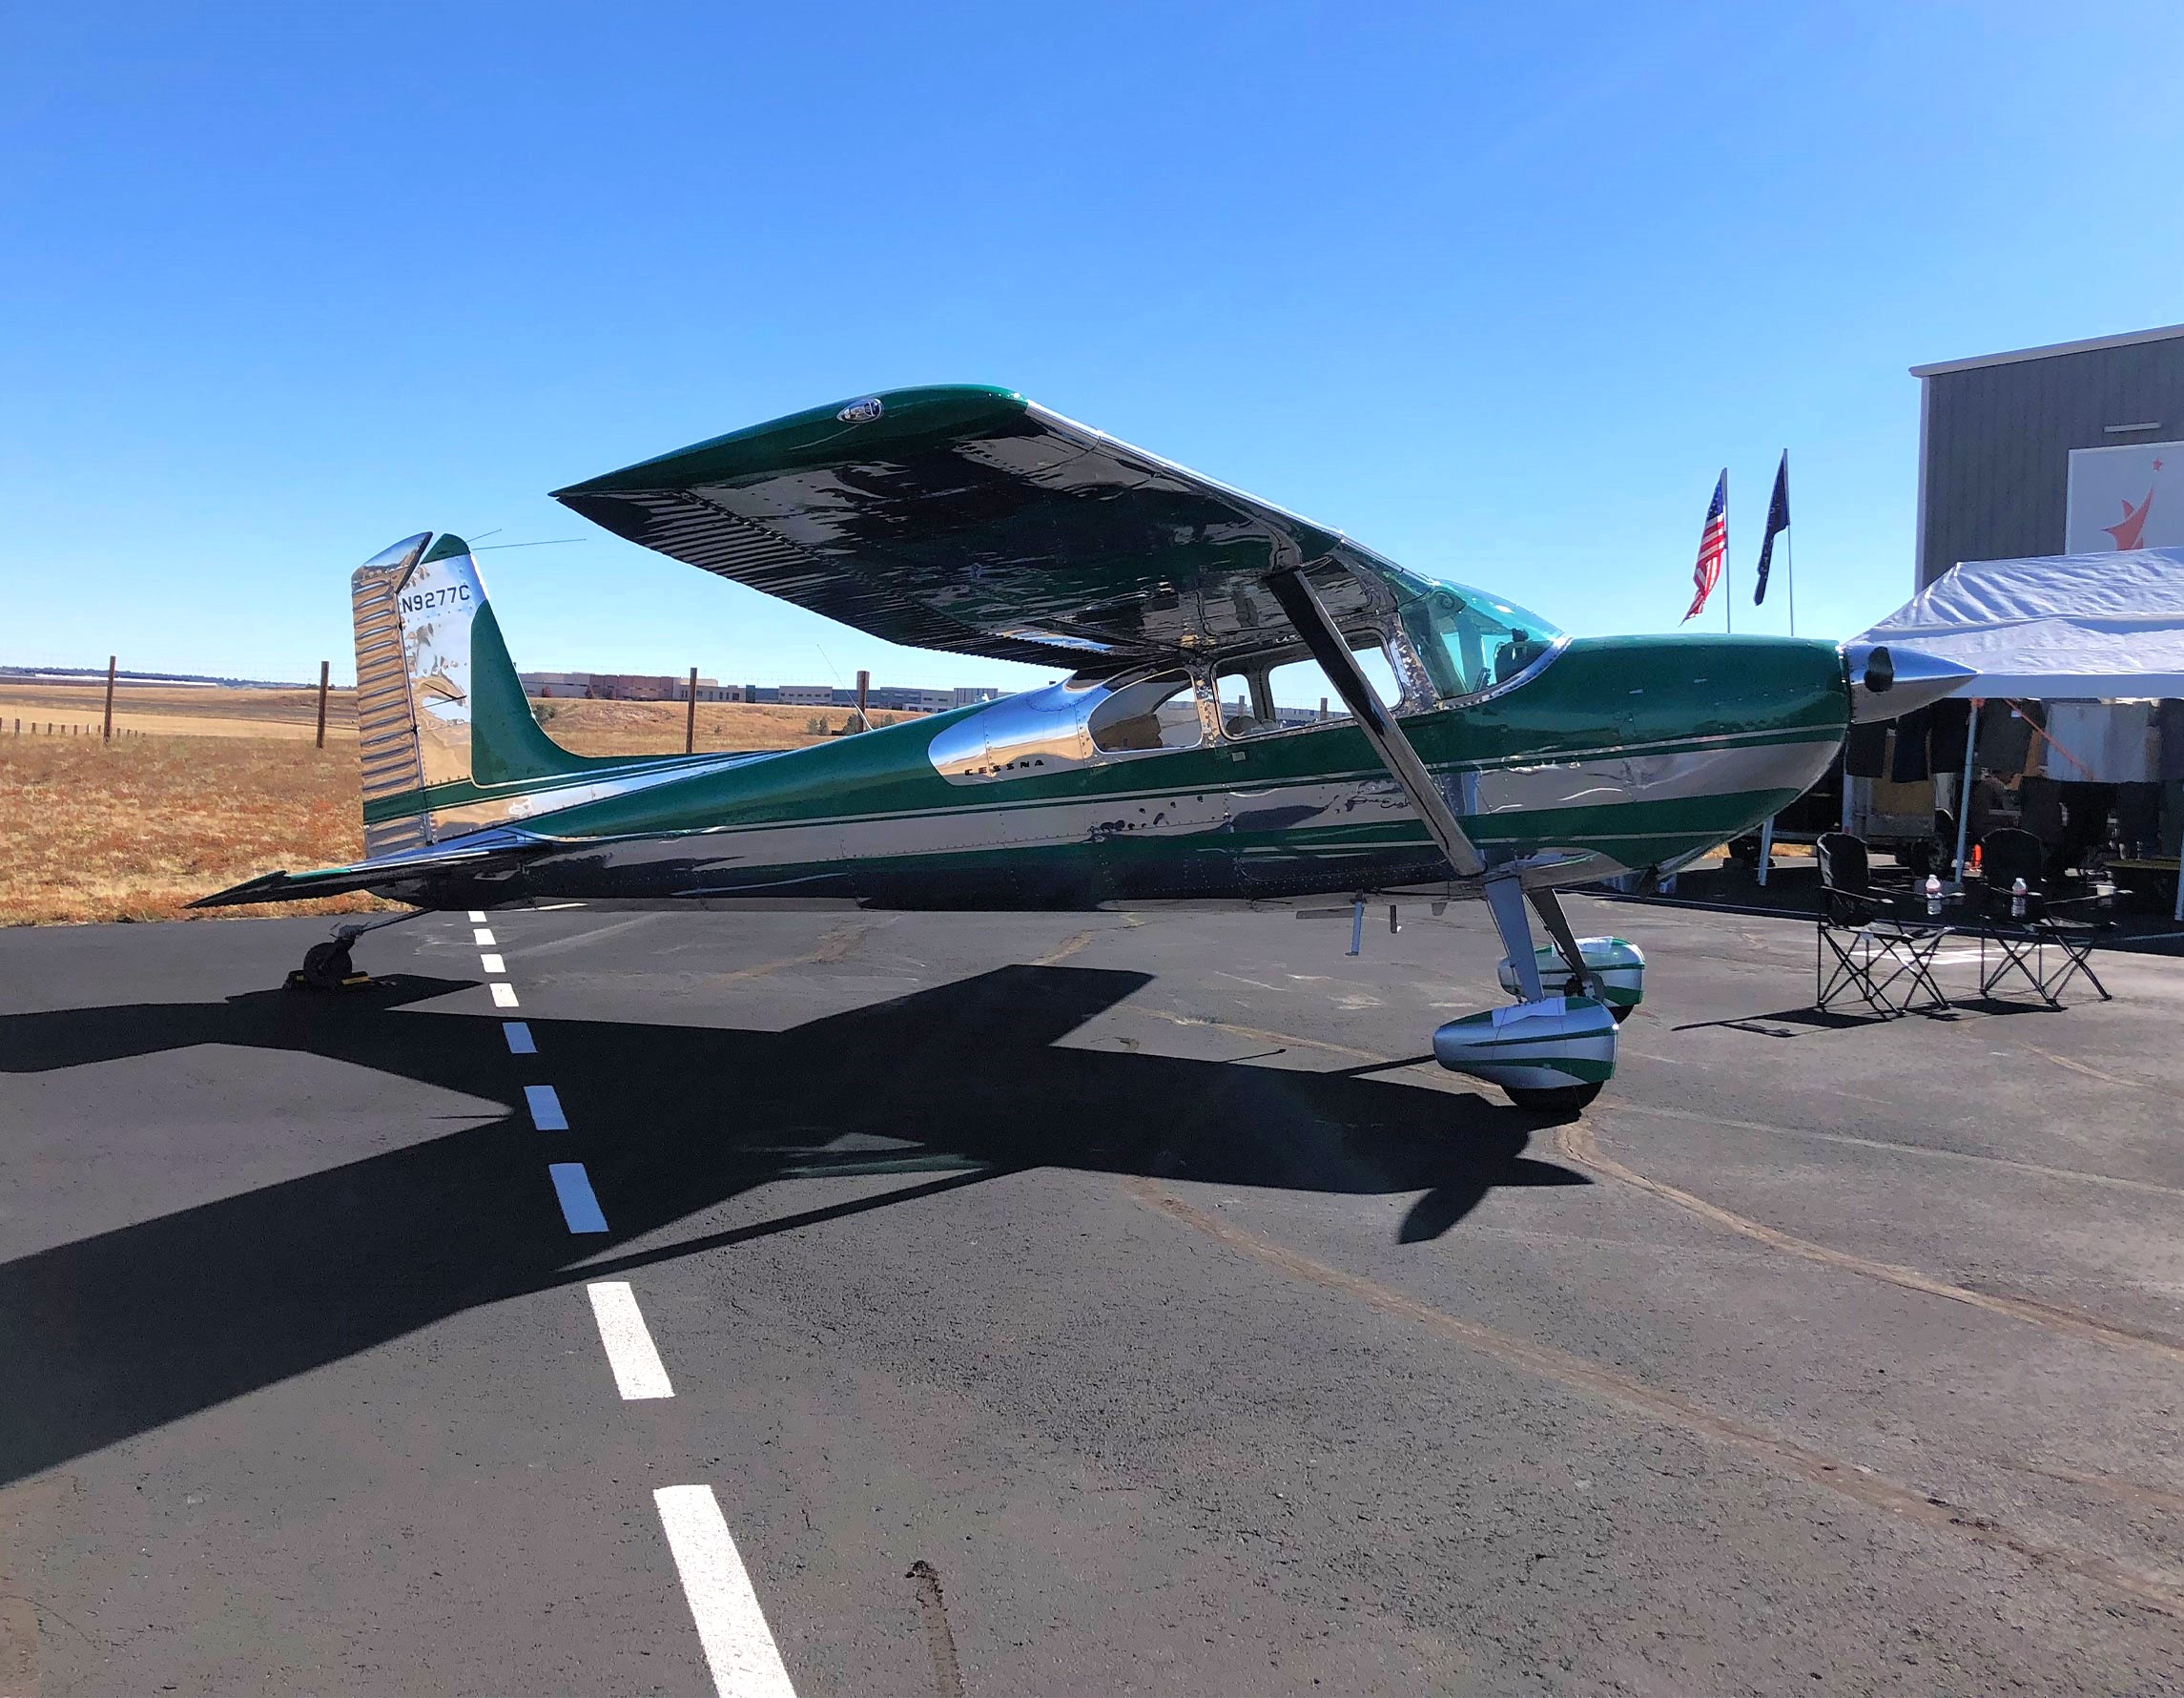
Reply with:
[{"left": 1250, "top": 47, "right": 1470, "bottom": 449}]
[
  {"left": 1723, "top": 468, "right": 1732, "bottom": 634},
  {"left": 1784, "top": 452, "right": 1796, "bottom": 638}
]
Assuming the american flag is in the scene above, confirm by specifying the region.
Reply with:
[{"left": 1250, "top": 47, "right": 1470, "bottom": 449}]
[{"left": 1683, "top": 469, "right": 1727, "bottom": 622}]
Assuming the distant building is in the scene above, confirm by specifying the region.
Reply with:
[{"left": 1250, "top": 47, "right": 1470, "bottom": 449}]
[
  {"left": 519, "top": 672, "right": 729, "bottom": 701},
  {"left": 867, "top": 686, "right": 958, "bottom": 713},
  {"left": 1911, "top": 321, "right": 2184, "bottom": 588}
]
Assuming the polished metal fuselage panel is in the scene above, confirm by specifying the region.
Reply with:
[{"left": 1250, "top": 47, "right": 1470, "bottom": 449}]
[{"left": 927, "top": 681, "right": 1101, "bottom": 781}]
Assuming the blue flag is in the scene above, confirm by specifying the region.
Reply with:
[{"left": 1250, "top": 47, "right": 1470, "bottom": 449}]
[{"left": 1754, "top": 452, "right": 1789, "bottom": 605}]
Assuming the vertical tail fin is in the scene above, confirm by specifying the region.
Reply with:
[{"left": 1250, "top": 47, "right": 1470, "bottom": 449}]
[{"left": 351, "top": 531, "right": 587, "bottom": 854}]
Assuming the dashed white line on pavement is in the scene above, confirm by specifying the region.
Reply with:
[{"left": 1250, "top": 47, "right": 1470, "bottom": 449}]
[
  {"left": 653, "top": 1484, "right": 798, "bottom": 1697},
  {"left": 586, "top": 1282, "right": 675, "bottom": 1399},
  {"left": 548, "top": 1163, "right": 609, "bottom": 1232},
  {"left": 476, "top": 915, "right": 777, "bottom": 1689}
]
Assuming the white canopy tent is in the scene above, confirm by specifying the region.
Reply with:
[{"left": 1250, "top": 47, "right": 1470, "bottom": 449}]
[
  {"left": 1857, "top": 546, "right": 2184, "bottom": 698},
  {"left": 1855, "top": 546, "right": 2184, "bottom": 918}
]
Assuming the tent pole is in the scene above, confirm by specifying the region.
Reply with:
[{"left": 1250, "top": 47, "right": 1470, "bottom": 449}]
[
  {"left": 1756, "top": 815, "right": 1775, "bottom": 886},
  {"left": 1951, "top": 697, "right": 1977, "bottom": 892}
]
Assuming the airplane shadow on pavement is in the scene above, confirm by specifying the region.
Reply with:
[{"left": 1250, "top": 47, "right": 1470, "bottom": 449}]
[{"left": 0, "top": 963, "right": 1584, "bottom": 1485}]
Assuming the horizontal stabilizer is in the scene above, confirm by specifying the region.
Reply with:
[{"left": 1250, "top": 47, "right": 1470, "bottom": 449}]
[{"left": 192, "top": 834, "right": 547, "bottom": 908}]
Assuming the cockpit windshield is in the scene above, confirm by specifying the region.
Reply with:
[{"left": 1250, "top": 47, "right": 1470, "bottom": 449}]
[{"left": 1379, "top": 566, "right": 1563, "bottom": 700}]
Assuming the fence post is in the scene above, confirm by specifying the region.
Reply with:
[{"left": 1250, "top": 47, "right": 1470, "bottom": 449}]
[
  {"left": 316, "top": 660, "right": 330, "bottom": 749},
  {"left": 103, "top": 654, "right": 117, "bottom": 742},
  {"left": 685, "top": 667, "right": 698, "bottom": 754}
]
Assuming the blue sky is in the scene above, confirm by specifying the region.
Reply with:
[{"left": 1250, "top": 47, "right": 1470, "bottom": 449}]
[{"left": 5, "top": 3, "right": 2181, "bottom": 690}]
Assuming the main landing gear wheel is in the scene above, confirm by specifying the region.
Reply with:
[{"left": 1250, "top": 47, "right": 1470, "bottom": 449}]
[
  {"left": 1435, "top": 881, "right": 1621, "bottom": 1110},
  {"left": 1504, "top": 1080, "right": 1604, "bottom": 1113}
]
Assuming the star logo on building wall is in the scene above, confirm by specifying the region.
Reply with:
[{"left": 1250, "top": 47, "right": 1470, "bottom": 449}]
[{"left": 2104, "top": 488, "right": 2154, "bottom": 550}]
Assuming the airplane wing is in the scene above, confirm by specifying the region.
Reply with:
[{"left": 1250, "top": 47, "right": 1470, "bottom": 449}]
[{"left": 550, "top": 385, "right": 1416, "bottom": 673}]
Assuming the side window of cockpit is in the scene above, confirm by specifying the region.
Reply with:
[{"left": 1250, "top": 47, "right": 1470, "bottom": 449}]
[
  {"left": 1349, "top": 640, "right": 1402, "bottom": 710},
  {"left": 1265, "top": 656, "right": 1347, "bottom": 726},
  {"left": 1219, "top": 636, "right": 1399, "bottom": 738},
  {"left": 1086, "top": 673, "right": 1205, "bottom": 754},
  {"left": 1213, "top": 667, "right": 1270, "bottom": 738}
]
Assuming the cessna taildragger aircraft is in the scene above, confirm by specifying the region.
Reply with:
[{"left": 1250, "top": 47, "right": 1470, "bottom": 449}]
[{"left": 201, "top": 386, "right": 1966, "bottom": 1108}]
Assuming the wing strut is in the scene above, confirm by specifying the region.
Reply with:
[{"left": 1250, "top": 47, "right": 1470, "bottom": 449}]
[{"left": 1263, "top": 568, "right": 1485, "bottom": 880}]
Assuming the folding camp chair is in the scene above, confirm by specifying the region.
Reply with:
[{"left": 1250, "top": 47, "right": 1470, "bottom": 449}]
[
  {"left": 1973, "top": 828, "right": 2112, "bottom": 1006},
  {"left": 1814, "top": 833, "right": 1950, "bottom": 1017}
]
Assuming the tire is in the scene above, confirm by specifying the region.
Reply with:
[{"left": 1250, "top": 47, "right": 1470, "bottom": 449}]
[
  {"left": 299, "top": 941, "right": 353, "bottom": 990},
  {"left": 1505, "top": 1080, "right": 1604, "bottom": 1113}
]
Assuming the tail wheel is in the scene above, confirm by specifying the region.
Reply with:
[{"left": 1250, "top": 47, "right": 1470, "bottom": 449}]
[{"left": 297, "top": 941, "right": 355, "bottom": 991}]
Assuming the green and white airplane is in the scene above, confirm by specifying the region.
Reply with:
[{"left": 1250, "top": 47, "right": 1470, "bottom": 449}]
[{"left": 203, "top": 386, "right": 1965, "bottom": 1108}]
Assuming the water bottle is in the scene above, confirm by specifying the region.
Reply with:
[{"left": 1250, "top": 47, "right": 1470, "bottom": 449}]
[
  {"left": 1925, "top": 873, "right": 1942, "bottom": 917},
  {"left": 2010, "top": 876, "right": 2027, "bottom": 920}
]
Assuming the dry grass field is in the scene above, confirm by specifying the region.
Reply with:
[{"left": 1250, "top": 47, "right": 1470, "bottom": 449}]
[
  {"left": 0, "top": 686, "right": 909, "bottom": 754},
  {"left": 0, "top": 683, "right": 360, "bottom": 741},
  {"left": 0, "top": 735, "right": 388, "bottom": 925},
  {"left": 528, "top": 695, "right": 915, "bottom": 754},
  {"left": 0, "top": 689, "right": 915, "bottom": 924}
]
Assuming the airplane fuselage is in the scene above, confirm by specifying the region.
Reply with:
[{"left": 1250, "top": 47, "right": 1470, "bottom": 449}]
[{"left": 384, "top": 632, "right": 1847, "bottom": 913}]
